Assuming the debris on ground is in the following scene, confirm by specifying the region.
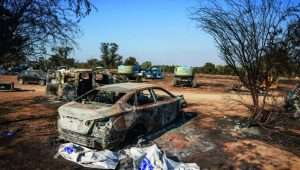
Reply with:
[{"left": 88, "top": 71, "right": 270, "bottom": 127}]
[
  {"left": 0, "top": 81, "right": 14, "bottom": 91},
  {"left": 0, "top": 128, "right": 22, "bottom": 138},
  {"left": 233, "top": 125, "right": 261, "bottom": 136},
  {"left": 56, "top": 143, "right": 200, "bottom": 170},
  {"left": 1, "top": 131, "right": 16, "bottom": 138},
  {"left": 157, "top": 127, "right": 216, "bottom": 160},
  {"left": 240, "top": 127, "right": 261, "bottom": 136}
]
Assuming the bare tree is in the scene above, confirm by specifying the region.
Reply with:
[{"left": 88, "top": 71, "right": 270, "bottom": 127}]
[
  {"left": 0, "top": 0, "right": 95, "bottom": 66},
  {"left": 191, "top": 0, "right": 300, "bottom": 123}
]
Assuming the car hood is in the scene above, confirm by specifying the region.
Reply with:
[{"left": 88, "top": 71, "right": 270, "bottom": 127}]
[{"left": 58, "top": 101, "right": 118, "bottom": 120}]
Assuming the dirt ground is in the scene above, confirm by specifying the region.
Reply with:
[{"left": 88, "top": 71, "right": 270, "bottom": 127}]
[{"left": 0, "top": 74, "right": 299, "bottom": 170}]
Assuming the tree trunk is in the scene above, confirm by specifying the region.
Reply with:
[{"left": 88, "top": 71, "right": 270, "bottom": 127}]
[{"left": 248, "top": 88, "right": 260, "bottom": 126}]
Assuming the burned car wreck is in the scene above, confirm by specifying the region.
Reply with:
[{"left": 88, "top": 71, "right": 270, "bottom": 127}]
[{"left": 57, "top": 83, "right": 187, "bottom": 149}]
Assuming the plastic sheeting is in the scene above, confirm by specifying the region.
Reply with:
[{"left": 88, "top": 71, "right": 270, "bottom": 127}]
[
  {"left": 56, "top": 143, "right": 119, "bottom": 169},
  {"left": 56, "top": 143, "right": 200, "bottom": 170},
  {"left": 124, "top": 144, "right": 199, "bottom": 170}
]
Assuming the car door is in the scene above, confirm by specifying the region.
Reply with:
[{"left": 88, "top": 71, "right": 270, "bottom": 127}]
[
  {"left": 151, "top": 88, "right": 178, "bottom": 126},
  {"left": 134, "top": 88, "right": 162, "bottom": 132}
]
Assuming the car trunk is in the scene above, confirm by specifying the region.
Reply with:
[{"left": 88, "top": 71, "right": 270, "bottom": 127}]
[{"left": 58, "top": 102, "right": 113, "bottom": 134}]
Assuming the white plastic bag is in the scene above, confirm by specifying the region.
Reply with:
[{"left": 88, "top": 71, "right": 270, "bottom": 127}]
[
  {"left": 57, "top": 143, "right": 119, "bottom": 169},
  {"left": 56, "top": 143, "right": 199, "bottom": 170},
  {"left": 124, "top": 144, "right": 199, "bottom": 170}
]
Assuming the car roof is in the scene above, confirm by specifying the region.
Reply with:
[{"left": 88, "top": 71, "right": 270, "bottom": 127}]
[
  {"left": 97, "top": 83, "right": 158, "bottom": 93},
  {"left": 23, "top": 70, "right": 43, "bottom": 73},
  {"left": 72, "top": 68, "right": 92, "bottom": 72}
]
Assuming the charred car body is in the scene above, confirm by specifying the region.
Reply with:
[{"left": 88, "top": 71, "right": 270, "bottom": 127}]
[
  {"left": 57, "top": 83, "right": 187, "bottom": 149},
  {"left": 46, "top": 68, "right": 113, "bottom": 101}
]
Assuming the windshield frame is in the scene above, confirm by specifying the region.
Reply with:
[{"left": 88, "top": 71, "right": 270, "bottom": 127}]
[{"left": 76, "top": 88, "right": 127, "bottom": 105}]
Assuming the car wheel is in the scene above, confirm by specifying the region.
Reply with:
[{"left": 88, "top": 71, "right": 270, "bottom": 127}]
[{"left": 18, "top": 79, "right": 24, "bottom": 84}]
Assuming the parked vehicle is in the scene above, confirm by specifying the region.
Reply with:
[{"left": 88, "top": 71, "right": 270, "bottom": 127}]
[
  {"left": 46, "top": 68, "right": 94, "bottom": 100},
  {"left": 94, "top": 67, "right": 114, "bottom": 86},
  {"left": 144, "top": 66, "right": 164, "bottom": 79},
  {"left": 7, "top": 65, "right": 29, "bottom": 75},
  {"left": 173, "top": 66, "right": 197, "bottom": 87},
  {"left": 17, "top": 70, "right": 47, "bottom": 85},
  {"left": 46, "top": 68, "right": 114, "bottom": 101},
  {"left": 57, "top": 83, "right": 187, "bottom": 149},
  {"left": 115, "top": 65, "right": 143, "bottom": 82}
]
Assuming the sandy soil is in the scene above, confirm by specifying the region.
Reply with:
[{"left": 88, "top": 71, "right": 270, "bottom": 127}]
[{"left": 0, "top": 75, "right": 299, "bottom": 170}]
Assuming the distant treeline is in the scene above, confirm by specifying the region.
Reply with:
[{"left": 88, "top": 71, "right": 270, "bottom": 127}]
[
  {"left": 157, "top": 63, "right": 235, "bottom": 75},
  {"left": 3, "top": 42, "right": 295, "bottom": 77},
  {"left": 25, "top": 45, "right": 236, "bottom": 75}
]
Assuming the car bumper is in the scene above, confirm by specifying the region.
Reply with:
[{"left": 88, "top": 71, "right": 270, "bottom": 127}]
[
  {"left": 58, "top": 128, "right": 102, "bottom": 148},
  {"left": 177, "top": 78, "right": 193, "bottom": 82}
]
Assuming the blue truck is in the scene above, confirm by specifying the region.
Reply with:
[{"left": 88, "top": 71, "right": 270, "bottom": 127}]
[{"left": 144, "top": 66, "right": 164, "bottom": 79}]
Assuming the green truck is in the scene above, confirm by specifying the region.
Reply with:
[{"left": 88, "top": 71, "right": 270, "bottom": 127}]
[
  {"left": 115, "top": 65, "right": 143, "bottom": 82},
  {"left": 173, "top": 66, "right": 197, "bottom": 87}
]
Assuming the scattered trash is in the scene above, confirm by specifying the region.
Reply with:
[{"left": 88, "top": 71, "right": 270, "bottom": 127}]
[
  {"left": 0, "top": 128, "right": 21, "bottom": 138},
  {"left": 240, "top": 127, "right": 261, "bottom": 136},
  {"left": 56, "top": 143, "right": 200, "bottom": 170},
  {"left": 64, "top": 146, "right": 75, "bottom": 154},
  {"left": 1, "top": 131, "right": 16, "bottom": 137},
  {"left": 233, "top": 125, "right": 241, "bottom": 131},
  {"left": 233, "top": 125, "right": 261, "bottom": 136}
]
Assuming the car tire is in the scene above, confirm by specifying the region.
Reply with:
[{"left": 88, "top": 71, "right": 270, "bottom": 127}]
[
  {"left": 18, "top": 79, "right": 24, "bottom": 84},
  {"left": 39, "top": 80, "right": 46, "bottom": 86}
]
